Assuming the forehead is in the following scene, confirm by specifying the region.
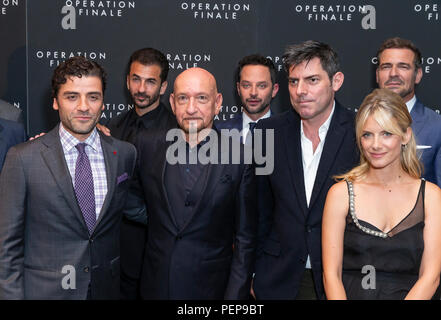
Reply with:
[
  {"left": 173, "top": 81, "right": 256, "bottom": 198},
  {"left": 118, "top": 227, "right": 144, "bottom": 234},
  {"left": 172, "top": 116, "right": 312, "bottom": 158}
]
[
  {"left": 289, "top": 57, "right": 327, "bottom": 77},
  {"left": 59, "top": 76, "right": 103, "bottom": 93},
  {"left": 240, "top": 65, "right": 271, "bottom": 81},
  {"left": 379, "top": 48, "right": 415, "bottom": 64},
  {"left": 129, "top": 61, "right": 162, "bottom": 78},
  {"left": 174, "top": 73, "right": 215, "bottom": 95}
]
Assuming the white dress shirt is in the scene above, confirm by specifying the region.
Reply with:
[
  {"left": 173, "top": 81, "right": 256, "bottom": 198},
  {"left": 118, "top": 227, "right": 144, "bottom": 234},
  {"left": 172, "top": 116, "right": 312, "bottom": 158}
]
[
  {"left": 300, "top": 102, "right": 335, "bottom": 268},
  {"left": 406, "top": 95, "right": 416, "bottom": 114},
  {"left": 59, "top": 124, "right": 108, "bottom": 220},
  {"left": 242, "top": 110, "right": 271, "bottom": 144}
]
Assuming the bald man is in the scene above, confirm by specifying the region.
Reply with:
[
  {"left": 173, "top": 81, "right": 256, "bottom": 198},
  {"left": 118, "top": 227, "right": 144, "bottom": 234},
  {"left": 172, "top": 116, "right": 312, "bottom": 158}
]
[{"left": 132, "top": 68, "right": 257, "bottom": 299}]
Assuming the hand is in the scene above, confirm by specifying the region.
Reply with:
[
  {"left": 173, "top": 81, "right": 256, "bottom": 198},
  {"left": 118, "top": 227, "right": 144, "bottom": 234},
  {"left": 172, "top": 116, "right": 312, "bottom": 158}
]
[
  {"left": 29, "top": 132, "right": 46, "bottom": 140},
  {"left": 250, "top": 278, "right": 256, "bottom": 299},
  {"left": 96, "top": 123, "right": 111, "bottom": 136}
]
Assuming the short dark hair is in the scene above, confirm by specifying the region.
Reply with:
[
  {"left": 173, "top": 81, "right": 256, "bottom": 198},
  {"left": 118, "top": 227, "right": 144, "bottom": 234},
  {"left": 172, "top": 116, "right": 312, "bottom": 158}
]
[
  {"left": 52, "top": 56, "right": 107, "bottom": 99},
  {"left": 128, "top": 47, "right": 169, "bottom": 83},
  {"left": 237, "top": 54, "right": 277, "bottom": 85},
  {"left": 282, "top": 40, "right": 341, "bottom": 81},
  {"left": 377, "top": 37, "right": 422, "bottom": 70}
]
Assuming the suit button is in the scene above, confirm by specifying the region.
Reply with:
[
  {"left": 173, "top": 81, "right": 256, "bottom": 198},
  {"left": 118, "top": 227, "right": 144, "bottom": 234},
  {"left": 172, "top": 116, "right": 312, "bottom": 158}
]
[
  {"left": 84, "top": 267, "right": 89, "bottom": 273},
  {"left": 176, "top": 236, "right": 182, "bottom": 240},
  {"left": 306, "top": 226, "right": 312, "bottom": 233},
  {"left": 185, "top": 201, "right": 190, "bottom": 206}
]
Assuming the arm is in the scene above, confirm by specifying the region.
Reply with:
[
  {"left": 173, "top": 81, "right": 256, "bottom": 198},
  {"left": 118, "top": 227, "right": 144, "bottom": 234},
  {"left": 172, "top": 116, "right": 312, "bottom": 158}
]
[
  {"left": 224, "top": 163, "right": 257, "bottom": 300},
  {"left": 321, "top": 181, "right": 349, "bottom": 300},
  {"left": 0, "top": 147, "right": 27, "bottom": 299},
  {"left": 434, "top": 144, "right": 441, "bottom": 188},
  {"left": 405, "top": 182, "right": 441, "bottom": 300}
]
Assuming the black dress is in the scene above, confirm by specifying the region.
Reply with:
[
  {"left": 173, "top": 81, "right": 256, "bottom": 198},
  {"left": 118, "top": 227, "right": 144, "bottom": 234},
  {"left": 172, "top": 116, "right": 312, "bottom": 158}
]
[{"left": 342, "top": 179, "right": 439, "bottom": 300}]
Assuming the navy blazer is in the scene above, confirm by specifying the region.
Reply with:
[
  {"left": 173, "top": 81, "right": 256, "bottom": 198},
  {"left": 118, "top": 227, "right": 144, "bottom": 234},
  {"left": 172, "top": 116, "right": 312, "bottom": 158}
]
[
  {"left": 253, "top": 103, "right": 359, "bottom": 299},
  {"left": 0, "top": 118, "right": 26, "bottom": 172},
  {"left": 411, "top": 100, "right": 441, "bottom": 187}
]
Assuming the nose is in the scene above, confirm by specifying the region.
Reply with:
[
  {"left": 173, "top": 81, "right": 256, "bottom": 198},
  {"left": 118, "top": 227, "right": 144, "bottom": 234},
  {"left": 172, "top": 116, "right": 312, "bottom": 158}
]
[
  {"left": 296, "top": 80, "right": 307, "bottom": 96},
  {"left": 390, "top": 65, "right": 398, "bottom": 77},
  {"left": 186, "top": 97, "right": 197, "bottom": 114},
  {"left": 250, "top": 85, "right": 257, "bottom": 96},
  {"left": 138, "top": 80, "right": 147, "bottom": 93},
  {"left": 372, "top": 135, "right": 381, "bottom": 149},
  {"left": 77, "top": 96, "right": 90, "bottom": 112}
]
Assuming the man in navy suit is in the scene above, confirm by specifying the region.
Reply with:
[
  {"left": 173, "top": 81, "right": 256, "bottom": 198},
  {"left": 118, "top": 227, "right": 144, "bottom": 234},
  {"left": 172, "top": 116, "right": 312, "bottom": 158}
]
[
  {"left": 0, "top": 118, "right": 26, "bottom": 172},
  {"left": 216, "top": 54, "right": 279, "bottom": 144},
  {"left": 376, "top": 37, "right": 441, "bottom": 187},
  {"left": 253, "top": 41, "right": 358, "bottom": 299}
]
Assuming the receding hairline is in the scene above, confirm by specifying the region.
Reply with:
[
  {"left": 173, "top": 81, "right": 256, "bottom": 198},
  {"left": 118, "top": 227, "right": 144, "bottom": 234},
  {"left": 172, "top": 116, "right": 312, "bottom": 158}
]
[{"left": 173, "top": 67, "right": 218, "bottom": 93}]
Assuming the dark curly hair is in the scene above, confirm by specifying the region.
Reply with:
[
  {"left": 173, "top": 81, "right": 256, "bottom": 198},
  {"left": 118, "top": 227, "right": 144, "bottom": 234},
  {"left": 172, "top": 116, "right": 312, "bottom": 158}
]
[{"left": 51, "top": 56, "right": 107, "bottom": 99}]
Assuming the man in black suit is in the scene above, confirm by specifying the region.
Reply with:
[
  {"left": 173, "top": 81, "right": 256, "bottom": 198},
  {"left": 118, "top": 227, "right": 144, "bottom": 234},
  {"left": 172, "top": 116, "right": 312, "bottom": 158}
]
[
  {"left": 134, "top": 67, "right": 257, "bottom": 299},
  {"left": 253, "top": 41, "right": 358, "bottom": 299},
  {"left": 103, "top": 48, "right": 176, "bottom": 299},
  {"left": 0, "top": 118, "right": 26, "bottom": 172}
]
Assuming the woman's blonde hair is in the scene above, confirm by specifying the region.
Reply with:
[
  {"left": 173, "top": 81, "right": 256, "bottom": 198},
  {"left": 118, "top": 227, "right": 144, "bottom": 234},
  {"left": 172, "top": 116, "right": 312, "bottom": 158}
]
[{"left": 336, "top": 88, "right": 422, "bottom": 182}]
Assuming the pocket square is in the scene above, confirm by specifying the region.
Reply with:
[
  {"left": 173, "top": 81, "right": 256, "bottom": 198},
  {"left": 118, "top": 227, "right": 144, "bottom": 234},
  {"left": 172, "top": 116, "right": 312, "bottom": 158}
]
[
  {"left": 220, "top": 174, "right": 232, "bottom": 183},
  {"left": 117, "top": 172, "right": 129, "bottom": 185}
]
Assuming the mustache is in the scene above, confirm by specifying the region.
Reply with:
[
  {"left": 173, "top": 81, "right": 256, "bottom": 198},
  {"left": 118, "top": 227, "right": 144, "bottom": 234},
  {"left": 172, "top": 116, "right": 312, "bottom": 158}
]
[
  {"left": 134, "top": 93, "right": 150, "bottom": 99},
  {"left": 385, "top": 77, "right": 403, "bottom": 85}
]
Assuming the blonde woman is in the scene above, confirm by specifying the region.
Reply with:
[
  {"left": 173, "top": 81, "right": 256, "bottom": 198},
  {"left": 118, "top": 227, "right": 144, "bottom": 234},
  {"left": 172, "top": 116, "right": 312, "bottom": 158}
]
[{"left": 322, "top": 89, "right": 441, "bottom": 300}]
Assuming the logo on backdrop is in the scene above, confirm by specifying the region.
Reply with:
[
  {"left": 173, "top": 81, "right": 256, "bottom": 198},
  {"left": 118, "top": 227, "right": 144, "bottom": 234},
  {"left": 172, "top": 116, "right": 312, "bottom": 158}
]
[
  {"left": 167, "top": 52, "right": 213, "bottom": 70},
  {"left": 293, "top": 3, "right": 376, "bottom": 29},
  {"left": 266, "top": 56, "right": 285, "bottom": 72},
  {"left": 413, "top": 3, "right": 439, "bottom": 22},
  {"left": 35, "top": 49, "right": 107, "bottom": 67},
  {"left": 1, "top": 0, "right": 19, "bottom": 15},
  {"left": 61, "top": 0, "right": 137, "bottom": 29},
  {"left": 215, "top": 105, "right": 242, "bottom": 121},
  {"left": 102, "top": 103, "right": 134, "bottom": 120},
  {"left": 179, "top": 1, "right": 251, "bottom": 20}
]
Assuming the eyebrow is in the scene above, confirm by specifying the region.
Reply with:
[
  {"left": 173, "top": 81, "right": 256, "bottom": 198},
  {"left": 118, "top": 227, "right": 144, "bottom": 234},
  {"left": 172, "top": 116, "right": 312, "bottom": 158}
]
[{"left": 131, "top": 73, "right": 157, "bottom": 81}]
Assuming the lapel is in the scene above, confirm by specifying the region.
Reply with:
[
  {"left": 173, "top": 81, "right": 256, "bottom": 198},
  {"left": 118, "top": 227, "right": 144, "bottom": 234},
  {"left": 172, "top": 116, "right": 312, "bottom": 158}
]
[
  {"left": 40, "top": 126, "right": 89, "bottom": 234},
  {"left": 282, "top": 109, "right": 308, "bottom": 217},
  {"left": 308, "top": 103, "right": 347, "bottom": 209},
  {"left": 159, "top": 137, "right": 180, "bottom": 230},
  {"left": 410, "top": 100, "right": 425, "bottom": 137},
  {"left": 0, "top": 121, "right": 5, "bottom": 158},
  {"left": 93, "top": 132, "right": 118, "bottom": 233}
]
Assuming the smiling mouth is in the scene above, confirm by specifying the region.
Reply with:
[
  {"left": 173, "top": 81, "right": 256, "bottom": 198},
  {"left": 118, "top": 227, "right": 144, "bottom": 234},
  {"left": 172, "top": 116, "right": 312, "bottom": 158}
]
[{"left": 369, "top": 152, "right": 386, "bottom": 158}]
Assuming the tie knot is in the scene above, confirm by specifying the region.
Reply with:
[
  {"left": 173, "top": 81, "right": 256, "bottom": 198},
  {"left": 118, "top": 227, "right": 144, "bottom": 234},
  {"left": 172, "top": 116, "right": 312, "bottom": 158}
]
[
  {"left": 249, "top": 122, "right": 257, "bottom": 132},
  {"left": 75, "top": 143, "right": 87, "bottom": 154}
]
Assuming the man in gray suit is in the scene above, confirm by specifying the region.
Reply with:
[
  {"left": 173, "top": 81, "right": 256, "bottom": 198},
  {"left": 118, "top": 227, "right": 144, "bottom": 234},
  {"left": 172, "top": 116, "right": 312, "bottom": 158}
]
[
  {"left": 0, "top": 56, "right": 137, "bottom": 299},
  {"left": 0, "top": 99, "right": 23, "bottom": 123}
]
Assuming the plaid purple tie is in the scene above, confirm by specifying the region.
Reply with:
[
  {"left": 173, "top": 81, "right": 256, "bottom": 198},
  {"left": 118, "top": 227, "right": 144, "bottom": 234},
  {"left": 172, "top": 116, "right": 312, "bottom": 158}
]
[{"left": 74, "top": 143, "right": 96, "bottom": 234}]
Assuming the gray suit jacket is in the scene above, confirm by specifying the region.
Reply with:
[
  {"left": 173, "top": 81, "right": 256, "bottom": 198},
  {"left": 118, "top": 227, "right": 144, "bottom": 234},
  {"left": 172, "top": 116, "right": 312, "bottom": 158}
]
[
  {"left": 0, "top": 125, "right": 136, "bottom": 299},
  {"left": 0, "top": 99, "right": 23, "bottom": 123}
]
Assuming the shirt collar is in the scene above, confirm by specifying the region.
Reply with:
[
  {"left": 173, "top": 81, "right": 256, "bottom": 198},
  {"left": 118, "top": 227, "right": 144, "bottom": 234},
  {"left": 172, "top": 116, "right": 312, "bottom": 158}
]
[
  {"left": 242, "top": 109, "right": 271, "bottom": 128},
  {"left": 301, "top": 101, "right": 335, "bottom": 140},
  {"left": 406, "top": 95, "right": 417, "bottom": 114},
  {"left": 59, "top": 123, "right": 100, "bottom": 153}
]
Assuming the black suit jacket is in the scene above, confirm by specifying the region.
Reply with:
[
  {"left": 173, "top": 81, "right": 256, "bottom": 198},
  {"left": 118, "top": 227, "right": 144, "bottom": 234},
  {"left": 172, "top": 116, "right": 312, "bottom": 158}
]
[
  {"left": 253, "top": 103, "right": 358, "bottom": 299},
  {"left": 0, "top": 118, "right": 26, "bottom": 172},
  {"left": 134, "top": 128, "right": 257, "bottom": 299},
  {"left": 106, "top": 103, "right": 177, "bottom": 299}
]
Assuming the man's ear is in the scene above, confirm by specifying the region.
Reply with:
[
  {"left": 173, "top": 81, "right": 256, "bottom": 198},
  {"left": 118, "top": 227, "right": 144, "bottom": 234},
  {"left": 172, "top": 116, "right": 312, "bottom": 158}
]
[
  {"left": 331, "top": 72, "right": 344, "bottom": 92},
  {"left": 160, "top": 81, "right": 168, "bottom": 95},
  {"left": 169, "top": 93, "right": 176, "bottom": 115},
  {"left": 214, "top": 93, "right": 223, "bottom": 115},
  {"left": 53, "top": 98, "right": 59, "bottom": 111},
  {"left": 414, "top": 68, "right": 423, "bottom": 85},
  {"left": 272, "top": 83, "right": 279, "bottom": 98}
]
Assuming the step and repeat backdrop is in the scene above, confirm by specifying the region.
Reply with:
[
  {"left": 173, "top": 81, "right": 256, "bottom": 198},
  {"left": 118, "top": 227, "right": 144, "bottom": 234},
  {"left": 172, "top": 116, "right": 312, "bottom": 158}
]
[{"left": 1, "top": 0, "right": 440, "bottom": 135}]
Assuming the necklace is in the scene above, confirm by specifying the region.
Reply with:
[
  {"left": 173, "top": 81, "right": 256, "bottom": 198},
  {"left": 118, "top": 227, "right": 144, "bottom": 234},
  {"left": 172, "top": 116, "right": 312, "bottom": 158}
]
[{"left": 347, "top": 181, "right": 388, "bottom": 238}]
